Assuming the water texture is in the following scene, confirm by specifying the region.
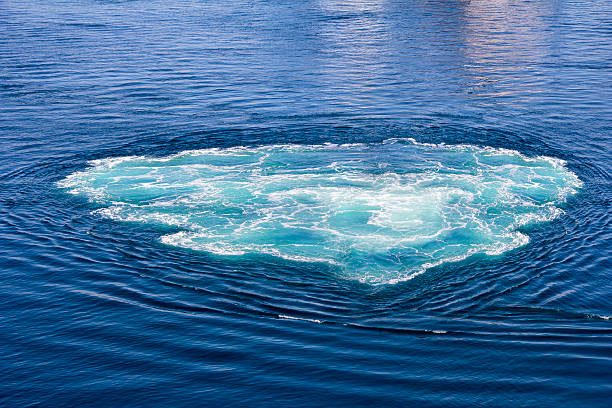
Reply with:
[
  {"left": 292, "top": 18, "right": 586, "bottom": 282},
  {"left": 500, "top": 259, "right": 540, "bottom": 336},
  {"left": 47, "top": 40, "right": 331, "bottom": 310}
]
[
  {"left": 1, "top": 0, "right": 611, "bottom": 407},
  {"left": 61, "top": 140, "right": 581, "bottom": 284}
]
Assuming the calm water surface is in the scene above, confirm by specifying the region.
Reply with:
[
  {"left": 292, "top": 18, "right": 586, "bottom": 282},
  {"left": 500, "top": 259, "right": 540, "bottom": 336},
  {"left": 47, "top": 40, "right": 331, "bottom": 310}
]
[{"left": 1, "top": 0, "right": 611, "bottom": 406}]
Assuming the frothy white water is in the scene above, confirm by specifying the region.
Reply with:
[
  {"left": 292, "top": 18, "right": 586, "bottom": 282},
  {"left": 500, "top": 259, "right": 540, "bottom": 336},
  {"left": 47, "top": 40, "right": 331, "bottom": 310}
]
[{"left": 59, "top": 139, "right": 581, "bottom": 284}]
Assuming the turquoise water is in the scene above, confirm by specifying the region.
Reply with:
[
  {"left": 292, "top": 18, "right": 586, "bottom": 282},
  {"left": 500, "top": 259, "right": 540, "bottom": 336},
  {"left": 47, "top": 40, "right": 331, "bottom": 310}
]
[{"left": 60, "top": 140, "right": 580, "bottom": 284}]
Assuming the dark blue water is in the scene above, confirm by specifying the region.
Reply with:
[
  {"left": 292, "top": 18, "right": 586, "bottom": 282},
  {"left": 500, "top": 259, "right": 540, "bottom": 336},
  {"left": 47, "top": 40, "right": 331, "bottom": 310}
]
[{"left": 1, "top": 0, "right": 611, "bottom": 406}]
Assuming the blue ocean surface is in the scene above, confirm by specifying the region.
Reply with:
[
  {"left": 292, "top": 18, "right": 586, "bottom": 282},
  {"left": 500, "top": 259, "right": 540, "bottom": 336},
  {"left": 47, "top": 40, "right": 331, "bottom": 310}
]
[{"left": 1, "top": 0, "right": 611, "bottom": 407}]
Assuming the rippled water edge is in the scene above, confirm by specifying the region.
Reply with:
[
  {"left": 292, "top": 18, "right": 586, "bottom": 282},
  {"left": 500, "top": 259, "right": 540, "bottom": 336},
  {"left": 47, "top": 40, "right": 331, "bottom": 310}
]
[{"left": 2, "top": 117, "right": 611, "bottom": 408}]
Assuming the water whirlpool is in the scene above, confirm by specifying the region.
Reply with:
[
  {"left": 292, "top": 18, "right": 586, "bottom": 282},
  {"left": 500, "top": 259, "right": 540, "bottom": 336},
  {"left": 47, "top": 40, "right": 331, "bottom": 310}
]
[{"left": 60, "top": 139, "right": 581, "bottom": 284}]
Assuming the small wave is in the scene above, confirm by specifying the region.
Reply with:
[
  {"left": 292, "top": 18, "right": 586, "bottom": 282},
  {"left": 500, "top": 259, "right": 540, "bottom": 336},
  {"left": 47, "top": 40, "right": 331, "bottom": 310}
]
[
  {"left": 587, "top": 314, "right": 612, "bottom": 321},
  {"left": 59, "top": 140, "right": 581, "bottom": 284},
  {"left": 278, "top": 315, "right": 324, "bottom": 324}
]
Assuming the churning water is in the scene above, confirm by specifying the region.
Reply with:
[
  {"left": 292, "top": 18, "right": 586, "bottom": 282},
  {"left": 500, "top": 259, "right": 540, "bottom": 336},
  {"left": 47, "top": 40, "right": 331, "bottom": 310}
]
[{"left": 60, "top": 140, "right": 581, "bottom": 284}]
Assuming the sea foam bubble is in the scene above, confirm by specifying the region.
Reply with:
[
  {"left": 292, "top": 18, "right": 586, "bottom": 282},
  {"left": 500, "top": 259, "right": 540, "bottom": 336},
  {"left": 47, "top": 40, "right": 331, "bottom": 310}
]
[{"left": 59, "top": 139, "right": 581, "bottom": 284}]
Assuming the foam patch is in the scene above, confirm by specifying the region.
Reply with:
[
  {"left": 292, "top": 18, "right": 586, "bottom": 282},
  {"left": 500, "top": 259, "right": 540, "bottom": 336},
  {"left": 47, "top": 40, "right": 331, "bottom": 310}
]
[{"left": 59, "top": 139, "right": 581, "bottom": 284}]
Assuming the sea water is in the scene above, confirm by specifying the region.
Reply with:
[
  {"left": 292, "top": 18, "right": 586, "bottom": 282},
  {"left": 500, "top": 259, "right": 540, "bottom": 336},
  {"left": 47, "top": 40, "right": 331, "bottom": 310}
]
[
  {"left": 2, "top": 0, "right": 611, "bottom": 406},
  {"left": 60, "top": 139, "right": 581, "bottom": 283}
]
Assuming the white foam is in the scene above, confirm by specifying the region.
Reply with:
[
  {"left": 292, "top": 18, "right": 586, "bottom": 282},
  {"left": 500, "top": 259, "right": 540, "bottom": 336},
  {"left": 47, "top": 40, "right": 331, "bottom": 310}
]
[
  {"left": 278, "top": 315, "right": 323, "bottom": 324},
  {"left": 58, "top": 141, "right": 581, "bottom": 284}
]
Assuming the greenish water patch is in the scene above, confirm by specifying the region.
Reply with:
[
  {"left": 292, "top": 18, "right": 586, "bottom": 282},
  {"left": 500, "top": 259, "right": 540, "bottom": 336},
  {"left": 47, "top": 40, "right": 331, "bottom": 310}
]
[{"left": 59, "top": 139, "right": 581, "bottom": 284}]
